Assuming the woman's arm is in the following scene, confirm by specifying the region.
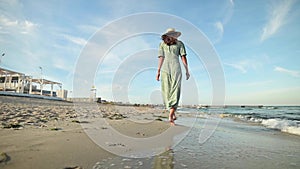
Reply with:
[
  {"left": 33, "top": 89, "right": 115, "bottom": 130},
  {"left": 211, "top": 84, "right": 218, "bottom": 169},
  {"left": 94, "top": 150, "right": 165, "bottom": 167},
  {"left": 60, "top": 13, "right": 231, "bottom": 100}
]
[
  {"left": 181, "top": 55, "right": 190, "bottom": 80},
  {"left": 156, "top": 56, "right": 164, "bottom": 81}
]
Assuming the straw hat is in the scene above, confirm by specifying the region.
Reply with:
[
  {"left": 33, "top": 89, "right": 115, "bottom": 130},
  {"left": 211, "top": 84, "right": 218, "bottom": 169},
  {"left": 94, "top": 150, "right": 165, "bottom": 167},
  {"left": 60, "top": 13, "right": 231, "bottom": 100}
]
[{"left": 163, "top": 28, "right": 181, "bottom": 38}]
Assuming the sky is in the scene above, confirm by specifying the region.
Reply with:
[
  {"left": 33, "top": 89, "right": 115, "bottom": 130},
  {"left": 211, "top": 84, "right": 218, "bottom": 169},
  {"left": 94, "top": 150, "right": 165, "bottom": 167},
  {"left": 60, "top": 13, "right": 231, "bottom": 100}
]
[{"left": 0, "top": 0, "right": 299, "bottom": 105}]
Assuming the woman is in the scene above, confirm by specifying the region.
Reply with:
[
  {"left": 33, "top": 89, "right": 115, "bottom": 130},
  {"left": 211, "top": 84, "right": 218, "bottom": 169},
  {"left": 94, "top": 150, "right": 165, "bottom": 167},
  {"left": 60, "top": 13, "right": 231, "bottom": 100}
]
[{"left": 156, "top": 28, "right": 190, "bottom": 125}]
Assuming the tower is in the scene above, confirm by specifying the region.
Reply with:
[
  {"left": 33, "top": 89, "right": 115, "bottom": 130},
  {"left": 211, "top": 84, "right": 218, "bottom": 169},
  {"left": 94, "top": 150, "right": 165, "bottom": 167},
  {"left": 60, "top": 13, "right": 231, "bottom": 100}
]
[{"left": 90, "top": 85, "right": 96, "bottom": 102}]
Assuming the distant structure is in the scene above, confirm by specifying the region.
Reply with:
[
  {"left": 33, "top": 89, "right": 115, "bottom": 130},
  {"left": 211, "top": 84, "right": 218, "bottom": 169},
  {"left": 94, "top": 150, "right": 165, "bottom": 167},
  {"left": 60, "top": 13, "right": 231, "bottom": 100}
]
[
  {"left": 0, "top": 67, "right": 67, "bottom": 100},
  {"left": 57, "top": 89, "right": 68, "bottom": 100},
  {"left": 90, "top": 85, "right": 97, "bottom": 102}
]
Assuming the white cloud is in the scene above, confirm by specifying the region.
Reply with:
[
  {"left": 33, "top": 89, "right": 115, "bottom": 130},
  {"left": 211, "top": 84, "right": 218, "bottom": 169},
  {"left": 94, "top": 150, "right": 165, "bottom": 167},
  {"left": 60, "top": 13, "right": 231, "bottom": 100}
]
[
  {"left": 225, "top": 59, "right": 263, "bottom": 73},
  {"left": 261, "top": 0, "right": 295, "bottom": 41},
  {"left": 211, "top": 21, "right": 224, "bottom": 44},
  {"left": 21, "top": 20, "right": 39, "bottom": 34},
  {"left": 0, "top": 15, "right": 39, "bottom": 34},
  {"left": 224, "top": 54, "right": 270, "bottom": 74},
  {"left": 62, "top": 34, "right": 88, "bottom": 46},
  {"left": 215, "top": 21, "right": 224, "bottom": 36},
  {"left": 223, "top": 0, "right": 235, "bottom": 24},
  {"left": 212, "top": 0, "right": 234, "bottom": 44},
  {"left": 0, "top": 15, "right": 18, "bottom": 26},
  {"left": 225, "top": 62, "right": 247, "bottom": 73},
  {"left": 274, "top": 66, "right": 300, "bottom": 77}
]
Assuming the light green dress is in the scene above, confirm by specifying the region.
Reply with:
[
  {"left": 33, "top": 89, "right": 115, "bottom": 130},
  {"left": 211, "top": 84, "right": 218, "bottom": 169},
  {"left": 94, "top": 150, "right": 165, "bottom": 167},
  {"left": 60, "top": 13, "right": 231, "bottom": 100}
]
[{"left": 158, "top": 40, "right": 186, "bottom": 110}]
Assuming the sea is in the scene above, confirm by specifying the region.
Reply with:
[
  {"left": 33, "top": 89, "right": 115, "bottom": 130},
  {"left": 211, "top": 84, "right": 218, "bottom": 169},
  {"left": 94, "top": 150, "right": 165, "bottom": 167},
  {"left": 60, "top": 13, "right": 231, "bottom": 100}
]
[{"left": 180, "top": 105, "right": 300, "bottom": 136}]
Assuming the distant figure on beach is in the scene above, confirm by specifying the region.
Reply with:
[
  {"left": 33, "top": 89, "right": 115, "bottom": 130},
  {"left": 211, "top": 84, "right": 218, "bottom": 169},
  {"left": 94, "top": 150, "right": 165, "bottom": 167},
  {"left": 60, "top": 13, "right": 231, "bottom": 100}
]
[{"left": 156, "top": 28, "right": 190, "bottom": 126}]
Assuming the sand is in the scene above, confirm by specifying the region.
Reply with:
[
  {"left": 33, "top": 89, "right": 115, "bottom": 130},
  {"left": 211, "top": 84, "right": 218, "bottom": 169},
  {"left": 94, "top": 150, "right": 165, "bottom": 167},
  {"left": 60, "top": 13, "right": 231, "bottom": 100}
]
[
  {"left": 0, "top": 96, "right": 187, "bottom": 169},
  {"left": 0, "top": 122, "right": 113, "bottom": 169},
  {"left": 1, "top": 96, "right": 299, "bottom": 169}
]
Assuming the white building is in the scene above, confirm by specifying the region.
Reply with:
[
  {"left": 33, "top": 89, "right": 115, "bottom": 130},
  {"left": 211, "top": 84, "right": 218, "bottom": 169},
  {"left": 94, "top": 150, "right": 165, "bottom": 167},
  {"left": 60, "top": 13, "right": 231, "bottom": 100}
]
[
  {"left": 0, "top": 67, "right": 67, "bottom": 99},
  {"left": 57, "top": 89, "right": 68, "bottom": 100}
]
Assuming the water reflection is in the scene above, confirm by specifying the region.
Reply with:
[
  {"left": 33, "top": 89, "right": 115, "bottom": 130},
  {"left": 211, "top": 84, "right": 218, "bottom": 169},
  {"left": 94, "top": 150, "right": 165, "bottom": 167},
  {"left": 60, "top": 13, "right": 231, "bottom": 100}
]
[
  {"left": 92, "top": 149, "right": 176, "bottom": 169},
  {"left": 153, "top": 149, "right": 174, "bottom": 169}
]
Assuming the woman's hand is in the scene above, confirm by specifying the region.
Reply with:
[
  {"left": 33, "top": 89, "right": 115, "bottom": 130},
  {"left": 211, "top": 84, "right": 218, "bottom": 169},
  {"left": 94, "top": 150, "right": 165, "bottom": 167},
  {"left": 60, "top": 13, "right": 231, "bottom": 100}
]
[
  {"left": 186, "top": 71, "right": 190, "bottom": 80},
  {"left": 181, "top": 55, "right": 190, "bottom": 80},
  {"left": 157, "top": 57, "right": 164, "bottom": 81},
  {"left": 156, "top": 71, "right": 160, "bottom": 81}
]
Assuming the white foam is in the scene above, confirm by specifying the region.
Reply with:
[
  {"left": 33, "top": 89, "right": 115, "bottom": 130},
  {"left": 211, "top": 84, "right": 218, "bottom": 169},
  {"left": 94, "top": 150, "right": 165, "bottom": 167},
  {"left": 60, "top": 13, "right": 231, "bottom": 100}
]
[
  {"left": 282, "top": 126, "right": 300, "bottom": 135},
  {"left": 261, "top": 119, "right": 300, "bottom": 136}
]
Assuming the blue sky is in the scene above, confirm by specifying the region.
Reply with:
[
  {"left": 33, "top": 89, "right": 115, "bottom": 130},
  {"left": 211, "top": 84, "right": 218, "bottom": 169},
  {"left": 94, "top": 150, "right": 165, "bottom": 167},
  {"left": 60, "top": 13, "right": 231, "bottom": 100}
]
[{"left": 0, "top": 0, "right": 299, "bottom": 105}]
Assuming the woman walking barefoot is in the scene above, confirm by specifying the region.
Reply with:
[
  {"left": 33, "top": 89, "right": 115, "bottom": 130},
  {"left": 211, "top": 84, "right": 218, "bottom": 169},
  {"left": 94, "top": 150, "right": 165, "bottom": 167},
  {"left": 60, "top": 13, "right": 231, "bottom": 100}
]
[{"left": 156, "top": 28, "right": 190, "bottom": 126}]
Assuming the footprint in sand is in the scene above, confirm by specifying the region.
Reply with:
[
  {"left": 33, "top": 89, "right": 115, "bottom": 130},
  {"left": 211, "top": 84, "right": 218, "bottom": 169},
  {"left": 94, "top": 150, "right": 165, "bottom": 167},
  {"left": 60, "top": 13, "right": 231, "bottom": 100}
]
[{"left": 0, "top": 152, "right": 10, "bottom": 164}]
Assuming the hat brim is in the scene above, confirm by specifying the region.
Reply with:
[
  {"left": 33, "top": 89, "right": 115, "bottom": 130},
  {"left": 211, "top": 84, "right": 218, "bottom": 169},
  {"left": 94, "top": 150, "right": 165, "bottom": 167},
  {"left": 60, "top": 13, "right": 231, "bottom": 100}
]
[{"left": 163, "top": 31, "right": 181, "bottom": 38}]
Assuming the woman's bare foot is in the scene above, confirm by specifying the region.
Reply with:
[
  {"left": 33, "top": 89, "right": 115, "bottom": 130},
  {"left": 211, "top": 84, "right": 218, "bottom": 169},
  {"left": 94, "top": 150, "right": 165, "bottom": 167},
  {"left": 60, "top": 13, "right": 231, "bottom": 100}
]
[
  {"left": 169, "top": 107, "right": 176, "bottom": 126},
  {"left": 169, "top": 115, "right": 175, "bottom": 125},
  {"left": 173, "top": 115, "right": 177, "bottom": 121},
  {"left": 170, "top": 116, "right": 176, "bottom": 126}
]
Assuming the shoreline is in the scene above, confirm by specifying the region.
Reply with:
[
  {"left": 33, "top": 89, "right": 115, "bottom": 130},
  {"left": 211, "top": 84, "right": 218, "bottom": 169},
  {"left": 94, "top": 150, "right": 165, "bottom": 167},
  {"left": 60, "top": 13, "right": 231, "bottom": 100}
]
[{"left": 1, "top": 95, "right": 299, "bottom": 168}]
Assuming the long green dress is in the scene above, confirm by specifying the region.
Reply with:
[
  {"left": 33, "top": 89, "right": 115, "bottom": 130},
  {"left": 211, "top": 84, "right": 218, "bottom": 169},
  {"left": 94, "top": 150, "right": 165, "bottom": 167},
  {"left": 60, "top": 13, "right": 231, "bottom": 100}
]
[{"left": 158, "top": 40, "right": 187, "bottom": 110}]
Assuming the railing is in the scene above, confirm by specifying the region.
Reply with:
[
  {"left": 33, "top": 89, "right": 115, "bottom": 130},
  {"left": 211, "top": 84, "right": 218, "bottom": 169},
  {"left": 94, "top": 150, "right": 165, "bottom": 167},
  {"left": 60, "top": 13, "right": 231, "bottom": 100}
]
[{"left": 0, "top": 83, "right": 18, "bottom": 90}]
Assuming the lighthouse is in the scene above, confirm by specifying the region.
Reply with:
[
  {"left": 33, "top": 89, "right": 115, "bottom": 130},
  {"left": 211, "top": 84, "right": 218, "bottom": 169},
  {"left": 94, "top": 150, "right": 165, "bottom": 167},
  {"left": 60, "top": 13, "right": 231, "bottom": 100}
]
[{"left": 90, "top": 85, "right": 96, "bottom": 102}]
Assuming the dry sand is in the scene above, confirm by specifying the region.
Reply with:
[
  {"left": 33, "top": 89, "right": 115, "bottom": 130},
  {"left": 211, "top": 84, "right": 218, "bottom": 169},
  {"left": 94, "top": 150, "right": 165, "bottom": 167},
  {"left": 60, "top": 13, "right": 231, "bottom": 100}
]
[{"left": 0, "top": 96, "right": 186, "bottom": 169}]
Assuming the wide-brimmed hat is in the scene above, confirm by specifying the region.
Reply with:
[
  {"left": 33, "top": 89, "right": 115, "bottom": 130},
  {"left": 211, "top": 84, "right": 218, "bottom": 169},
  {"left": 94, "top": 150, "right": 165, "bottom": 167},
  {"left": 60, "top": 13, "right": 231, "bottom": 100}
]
[{"left": 163, "top": 28, "right": 181, "bottom": 38}]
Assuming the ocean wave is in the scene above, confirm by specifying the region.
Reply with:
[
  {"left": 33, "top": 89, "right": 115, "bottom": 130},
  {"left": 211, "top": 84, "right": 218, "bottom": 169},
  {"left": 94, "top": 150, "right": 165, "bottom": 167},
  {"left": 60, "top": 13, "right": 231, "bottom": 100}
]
[
  {"left": 220, "top": 113, "right": 300, "bottom": 136},
  {"left": 185, "top": 107, "right": 300, "bottom": 136},
  {"left": 261, "top": 119, "right": 300, "bottom": 136}
]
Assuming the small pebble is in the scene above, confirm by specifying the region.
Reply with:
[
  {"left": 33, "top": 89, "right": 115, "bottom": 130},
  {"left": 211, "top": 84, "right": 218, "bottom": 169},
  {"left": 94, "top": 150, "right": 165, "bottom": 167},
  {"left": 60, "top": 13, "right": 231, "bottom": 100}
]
[{"left": 137, "top": 161, "right": 143, "bottom": 166}]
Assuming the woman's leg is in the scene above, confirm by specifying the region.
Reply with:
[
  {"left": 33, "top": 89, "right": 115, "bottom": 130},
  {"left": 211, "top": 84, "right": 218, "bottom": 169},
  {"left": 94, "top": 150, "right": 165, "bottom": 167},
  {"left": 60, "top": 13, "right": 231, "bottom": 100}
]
[
  {"left": 169, "top": 107, "right": 176, "bottom": 125},
  {"left": 173, "top": 111, "right": 177, "bottom": 121}
]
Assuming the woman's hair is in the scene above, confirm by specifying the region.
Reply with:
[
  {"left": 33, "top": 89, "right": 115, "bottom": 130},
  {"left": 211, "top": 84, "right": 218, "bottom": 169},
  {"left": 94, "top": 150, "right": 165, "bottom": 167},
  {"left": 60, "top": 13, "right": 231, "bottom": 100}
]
[{"left": 161, "top": 35, "right": 177, "bottom": 46}]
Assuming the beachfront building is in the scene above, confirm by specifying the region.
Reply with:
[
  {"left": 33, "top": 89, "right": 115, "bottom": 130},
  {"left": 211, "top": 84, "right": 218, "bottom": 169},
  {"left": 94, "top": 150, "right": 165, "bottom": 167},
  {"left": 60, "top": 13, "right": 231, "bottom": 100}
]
[
  {"left": 57, "top": 89, "right": 68, "bottom": 100},
  {"left": 0, "top": 67, "right": 67, "bottom": 99},
  {"left": 30, "top": 78, "right": 62, "bottom": 97},
  {"left": 0, "top": 68, "right": 29, "bottom": 93}
]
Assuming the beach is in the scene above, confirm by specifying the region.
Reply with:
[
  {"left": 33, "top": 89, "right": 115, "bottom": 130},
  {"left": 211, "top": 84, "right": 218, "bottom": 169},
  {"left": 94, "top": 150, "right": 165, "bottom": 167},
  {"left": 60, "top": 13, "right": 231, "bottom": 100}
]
[
  {"left": 0, "top": 96, "right": 186, "bottom": 169},
  {"left": 0, "top": 96, "right": 300, "bottom": 169}
]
